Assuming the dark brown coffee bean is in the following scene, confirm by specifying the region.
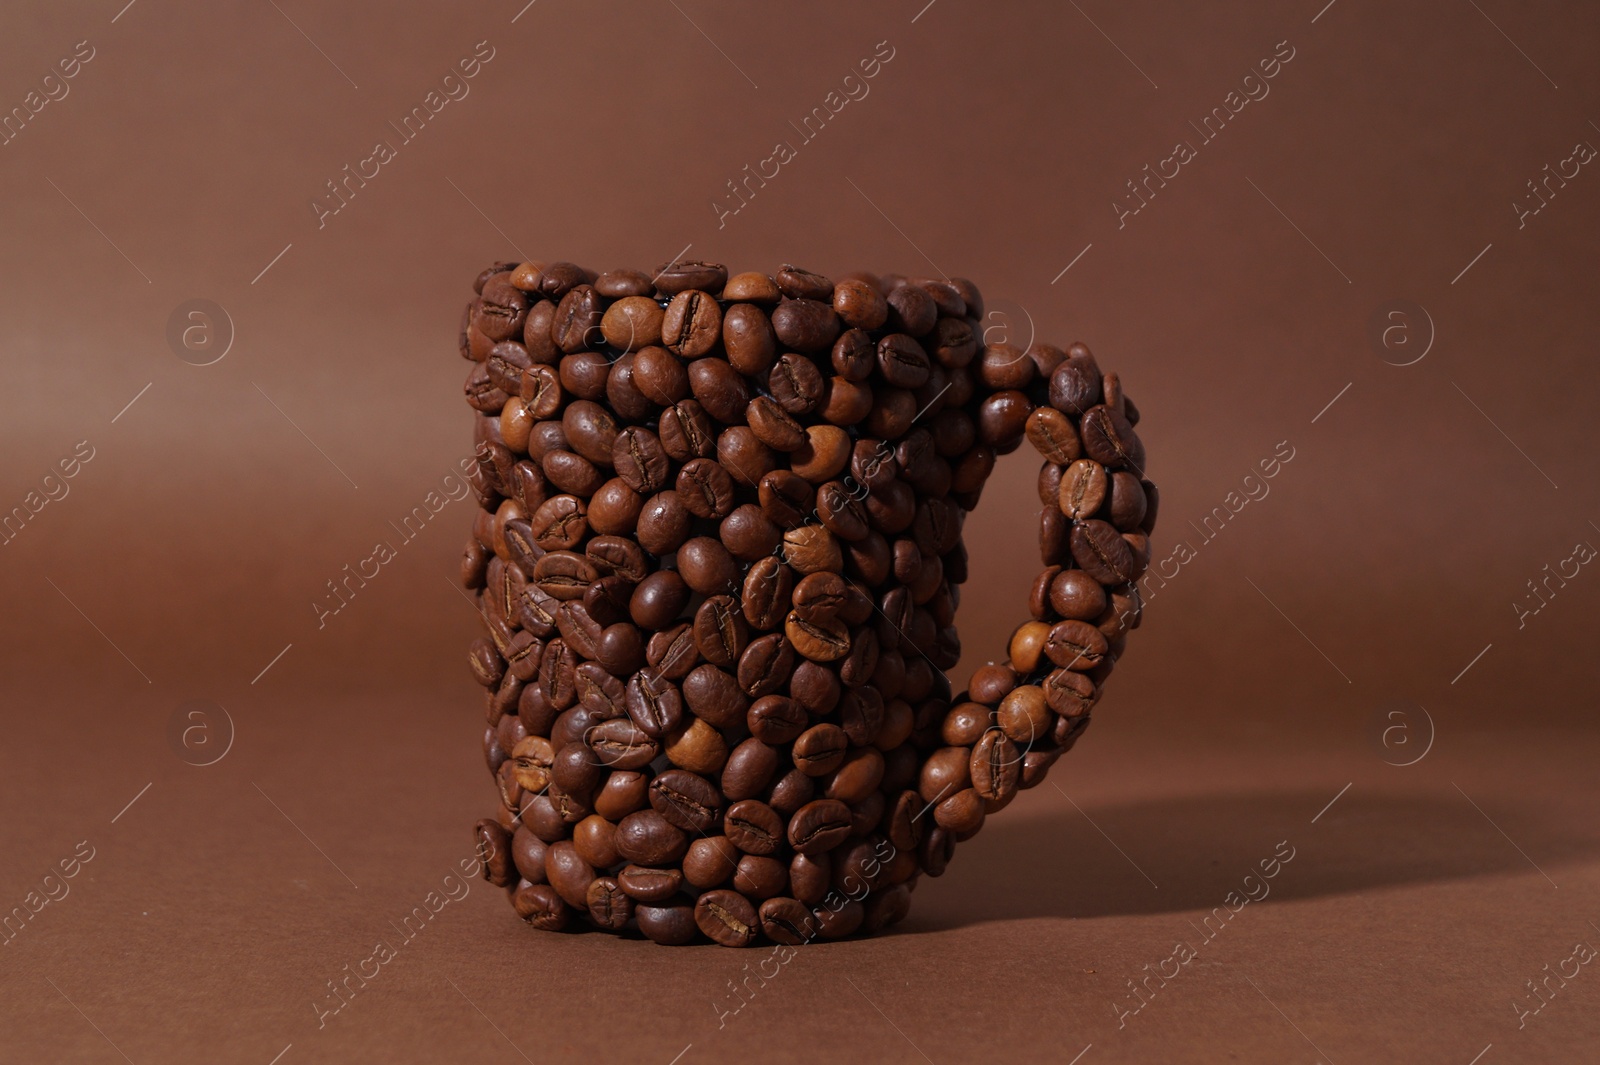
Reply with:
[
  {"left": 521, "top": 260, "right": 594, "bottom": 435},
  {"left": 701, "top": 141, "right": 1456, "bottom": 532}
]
[
  {"left": 970, "top": 729, "right": 1021, "bottom": 803},
  {"left": 528, "top": 494, "right": 587, "bottom": 550},
  {"left": 693, "top": 595, "right": 748, "bottom": 666},
  {"left": 723, "top": 799, "right": 783, "bottom": 855},
  {"left": 1059, "top": 459, "right": 1107, "bottom": 519},
  {"left": 1070, "top": 519, "right": 1136, "bottom": 584},
  {"left": 636, "top": 900, "right": 698, "bottom": 944},
  {"left": 513, "top": 883, "right": 569, "bottom": 931},
  {"left": 885, "top": 282, "right": 936, "bottom": 336},
  {"left": 585, "top": 535, "right": 649, "bottom": 582},
  {"left": 542, "top": 449, "right": 604, "bottom": 496},
  {"left": 630, "top": 570, "right": 690, "bottom": 630},
  {"left": 816, "top": 481, "right": 870, "bottom": 541},
  {"left": 519, "top": 364, "right": 563, "bottom": 419},
  {"left": 676, "top": 458, "right": 736, "bottom": 519},
  {"left": 647, "top": 623, "right": 700, "bottom": 680},
  {"left": 838, "top": 686, "right": 884, "bottom": 745},
  {"left": 787, "top": 798, "right": 852, "bottom": 855},
  {"left": 648, "top": 769, "right": 723, "bottom": 833},
  {"left": 636, "top": 492, "right": 692, "bottom": 556},
  {"left": 681, "top": 664, "right": 748, "bottom": 729},
  {"left": 633, "top": 345, "right": 690, "bottom": 405},
  {"left": 1045, "top": 619, "right": 1108, "bottom": 671},
  {"left": 877, "top": 334, "right": 932, "bottom": 389},
  {"left": 659, "top": 400, "right": 716, "bottom": 459},
  {"left": 477, "top": 277, "right": 528, "bottom": 342},
  {"left": 555, "top": 600, "right": 604, "bottom": 661},
  {"left": 976, "top": 390, "right": 1031, "bottom": 449},
  {"left": 606, "top": 351, "right": 655, "bottom": 423},
  {"left": 1026, "top": 407, "right": 1081, "bottom": 464},
  {"left": 781, "top": 525, "right": 843, "bottom": 575},
  {"left": 655, "top": 259, "right": 727, "bottom": 297},
  {"left": 768, "top": 353, "right": 825, "bottom": 414},
  {"left": 1050, "top": 569, "right": 1107, "bottom": 620},
  {"left": 677, "top": 536, "right": 740, "bottom": 596},
  {"left": 832, "top": 278, "right": 888, "bottom": 330},
  {"left": 695, "top": 889, "right": 758, "bottom": 947},
  {"left": 747, "top": 694, "right": 806, "bottom": 745},
  {"left": 586, "top": 716, "right": 660, "bottom": 769},
  {"left": 790, "top": 659, "right": 841, "bottom": 715},
  {"left": 595, "top": 268, "right": 654, "bottom": 298},
  {"left": 615, "top": 809, "right": 688, "bottom": 865},
  {"left": 1081, "top": 404, "right": 1145, "bottom": 472},
  {"left": 1043, "top": 667, "right": 1097, "bottom": 717},
  {"left": 1049, "top": 355, "right": 1102, "bottom": 416},
  {"left": 543, "top": 840, "right": 594, "bottom": 907},
  {"left": 575, "top": 662, "right": 626, "bottom": 717},
  {"left": 688, "top": 359, "right": 750, "bottom": 425},
  {"left": 551, "top": 741, "right": 603, "bottom": 798},
  {"left": 758, "top": 470, "right": 814, "bottom": 529},
  {"left": 720, "top": 505, "right": 781, "bottom": 564},
  {"left": 722, "top": 303, "right": 778, "bottom": 376},
  {"left": 1039, "top": 507, "right": 1071, "bottom": 566},
  {"left": 792, "top": 723, "right": 848, "bottom": 776},
  {"left": 550, "top": 285, "right": 603, "bottom": 353},
  {"left": 745, "top": 396, "right": 806, "bottom": 452},
  {"left": 662, "top": 289, "right": 722, "bottom": 357},
  {"left": 760, "top": 897, "right": 820, "bottom": 945},
  {"left": 770, "top": 298, "right": 840, "bottom": 353},
  {"left": 722, "top": 738, "right": 780, "bottom": 801},
  {"left": 561, "top": 400, "right": 618, "bottom": 466},
  {"left": 533, "top": 551, "right": 598, "bottom": 600},
  {"left": 682, "top": 836, "right": 740, "bottom": 889},
  {"left": 1107, "top": 471, "right": 1148, "bottom": 530},
  {"left": 625, "top": 669, "right": 683, "bottom": 737},
  {"left": 587, "top": 479, "right": 642, "bottom": 535},
  {"left": 619, "top": 863, "right": 685, "bottom": 903},
  {"left": 739, "top": 633, "right": 796, "bottom": 697},
  {"left": 484, "top": 341, "right": 531, "bottom": 399},
  {"left": 585, "top": 877, "right": 633, "bottom": 930}
]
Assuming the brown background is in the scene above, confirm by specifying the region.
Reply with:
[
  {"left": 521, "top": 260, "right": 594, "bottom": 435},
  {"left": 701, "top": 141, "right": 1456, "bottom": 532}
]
[{"left": 3, "top": 0, "right": 1598, "bottom": 1061}]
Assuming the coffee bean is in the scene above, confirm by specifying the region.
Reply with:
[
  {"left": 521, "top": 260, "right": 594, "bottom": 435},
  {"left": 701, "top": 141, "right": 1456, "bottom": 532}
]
[
  {"left": 659, "top": 400, "right": 716, "bottom": 460},
  {"left": 677, "top": 536, "right": 740, "bottom": 596},
  {"left": 738, "top": 633, "right": 796, "bottom": 697},
  {"left": 683, "top": 836, "right": 741, "bottom": 888},
  {"left": 624, "top": 669, "right": 683, "bottom": 737},
  {"left": 543, "top": 449, "right": 604, "bottom": 496},
  {"left": 664, "top": 717, "right": 729, "bottom": 775},
  {"left": 586, "top": 717, "right": 660, "bottom": 770},
  {"left": 721, "top": 303, "right": 777, "bottom": 375},
  {"left": 1107, "top": 471, "right": 1147, "bottom": 530},
  {"left": 637, "top": 900, "right": 698, "bottom": 944},
  {"left": 693, "top": 595, "right": 748, "bottom": 666},
  {"left": 934, "top": 788, "right": 985, "bottom": 834},
  {"left": 767, "top": 353, "right": 825, "bottom": 414},
  {"left": 649, "top": 769, "right": 723, "bottom": 833},
  {"left": 595, "top": 268, "right": 654, "bottom": 298},
  {"left": 771, "top": 299, "right": 840, "bottom": 352},
  {"left": 533, "top": 551, "right": 598, "bottom": 600},
  {"left": 721, "top": 505, "right": 782, "bottom": 563},
  {"left": 1049, "top": 569, "right": 1107, "bottom": 620},
  {"left": 688, "top": 359, "right": 750, "bottom": 425},
  {"left": 747, "top": 694, "right": 807, "bottom": 745},
  {"left": 477, "top": 277, "right": 528, "bottom": 342},
  {"left": 633, "top": 345, "right": 690, "bottom": 405},
  {"left": 1070, "top": 519, "right": 1136, "bottom": 584},
  {"left": 758, "top": 470, "right": 814, "bottom": 528},
  {"left": 636, "top": 492, "right": 692, "bottom": 556},
  {"left": 1045, "top": 619, "right": 1107, "bottom": 671},
  {"left": 878, "top": 334, "right": 932, "bottom": 389},
  {"left": 676, "top": 458, "right": 736, "bottom": 519},
  {"left": 695, "top": 888, "right": 758, "bottom": 947},
  {"left": 723, "top": 799, "right": 783, "bottom": 855},
  {"left": 1049, "top": 354, "right": 1102, "bottom": 416},
  {"left": 1080, "top": 404, "right": 1145, "bottom": 472},
  {"left": 600, "top": 296, "right": 663, "bottom": 351},
  {"left": 655, "top": 259, "right": 727, "bottom": 297},
  {"left": 612, "top": 427, "right": 669, "bottom": 494},
  {"left": 886, "top": 283, "right": 936, "bottom": 336},
  {"left": 1025, "top": 407, "right": 1081, "bottom": 465},
  {"left": 969, "top": 729, "right": 1021, "bottom": 803},
  {"left": 785, "top": 610, "right": 850, "bottom": 662},
  {"left": 574, "top": 815, "right": 620, "bottom": 868},
  {"left": 551, "top": 285, "right": 604, "bottom": 353},
  {"left": 722, "top": 738, "right": 780, "bottom": 801},
  {"left": 1058, "top": 459, "right": 1107, "bottom": 519},
  {"left": 519, "top": 364, "right": 563, "bottom": 420},
  {"left": 647, "top": 623, "right": 700, "bottom": 680},
  {"left": 618, "top": 863, "right": 684, "bottom": 903},
  {"left": 745, "top": 396, "right": 807, "bottom": 451},
  {"left": 792, "top": 723, "right": 849, "bottom": 776},
  {"left": 543, "top": 840, "right": 595, "bottom": 907},
  {"left": 832, "top": 278, "right": 888, "bottom": 330},
  {"left": 722, "top": 271, "right": 780, "bottom": 302},
  {"left": 528, "top": 494, "right": 587, "bottom": 551},
  {"left": 630, "top": 570, "right": 690, "bottom": 630},
  {"left": 587, "top": 480, "right": 642, "bottom": 535},
  {"left": 616, "top": 809, "right": 689, "bottom": 865},
  {"left": 562, "top": 400, "right": 619, "bottom": 466},
  {"left": 513, "top": 883, "right": 570, "bottom": 931},
  {"left": 996, "top": 684, "right": 1051, "bottom": 745},
  {"left": 759, "top": 897, "right": 819, "bottom": 945},
  {"left": 662, "top": 289, "right": 722, "bottom": 357},
  {"left": 585, "top": 877, "right": 633, "bottom": 930}
]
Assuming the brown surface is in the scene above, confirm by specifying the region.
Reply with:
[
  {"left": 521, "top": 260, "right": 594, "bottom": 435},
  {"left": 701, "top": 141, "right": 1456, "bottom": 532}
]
[{"left": 3, "top": 1, "right": 1599, "bottom": 1061}]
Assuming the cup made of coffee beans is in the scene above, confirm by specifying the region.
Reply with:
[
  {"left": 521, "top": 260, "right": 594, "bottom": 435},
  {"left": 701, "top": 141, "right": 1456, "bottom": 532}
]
[{"left": 460, "top": 259, "right": 1154, "bottom": 946}]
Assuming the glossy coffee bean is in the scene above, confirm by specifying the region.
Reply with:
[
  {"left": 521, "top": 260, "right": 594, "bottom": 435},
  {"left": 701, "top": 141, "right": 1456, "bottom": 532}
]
[{"left": 695, "top": 889, "right": 758, "bottom": 947}]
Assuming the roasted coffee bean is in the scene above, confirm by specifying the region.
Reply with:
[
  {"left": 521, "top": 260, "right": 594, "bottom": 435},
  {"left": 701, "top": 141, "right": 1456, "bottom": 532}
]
[
  {"left": 683, "top": 836, "right": 740, "bottom": 889},
  {"left": 681, "top": 663, "right": 748, "bottom": 730},
  {"left": 542, "top": 449, "right": 604, "bottom": 496},
  {"left": 935, "top": 788, "right": 985, "bottom": 834},
  {"left": 600, "top": 296, "right": 663, "bottom": 351},
  {"left": 820, "top": 376, "right": 874, "bottom": 426},
  {"left": 616, "top": 809, "right": 689, "bottom": 865},
  {"left": 745, "top": 396, "right": 807, "bottom": 451},
  {"left": 759, "top": 897, "right": 820, "bottom": 945},
  {"left": 630, "top": 570, "right": 690, "bottom": 630},
  {"left": 575, "top": 662, "right": 626, "bottom": 716},
  {"left": 723, "top": 800, "right": 783, "bottom": 855},
  {"left": 770, "top": 298, "right": 840, "bottom": 352},
  {"left": 647, "top": 623, "right": 700, "bottom": 680},
  {"left": 781, "top": 525, "right": 843, "bottom": 576},
  {"left": 787, "top": 798, "right": 853, "bottom": 855},
  {"left": 1039, "top": 507, "right": 1071, "bottom": 566},
  {"left": 776, "top": 265, "right": 833, "bottom": 301},
  {"left": 633, "top": 345, "right": 690, "bottom": 405},
  {"left": 878, "top": 334, "right": 932, "bottom": 389},
  {"left": 792, "top": 723, "right": 848, "bottom": 776},
  {"left": 758, "top": 470, "right": 814, "bottom": 528},
  {"left": 595, "top": 268, "right": 653, "bottom": 298},
  {"left": 528, "top": 494, "right": 587, "bottom": 551},
  {"left": 655, "top": 258, "right": 727, "bottom": 297},
  {"left": 586, "top": 535, "right": 649, "bottom": 582},
  {"left": 561, "top": 401, "right": 618, "bottom": 466},
  {"left": 886, "top": 282, "right": 936, "bottom": 336},
  {"left": 543, "top": 840, "right": 595, "bottom": 908},
  {"left": 1025, "top": 407, "right": 1081, "bottom": 464},
  {"left": 816, "top": 481, "right": 870, "bottom": 542},
  {"left": 970, "top": 729, "right": 1021, "bottom": 803},
  {"left": 1050, "top": 568, "right": 1107, "bottom": 620},
  {"left": 1070, "top": 519, "right": 1136, "bottom": 584},
  {"left": 693, "top": 595, "right": 748, "bottom": 666},
  {"left": 519, "top": 364, "right": 562, "bottom": 421},
  {"left": 676, "top": 458, "right": 736, "bottom": 519},
  {"left": 997, "top": 684, "right": 1052, "bottom": 745},
  {"left": 715, "top": 426, "right": 775, "bottom": 487},
  {"left": 678, "top": 536, "right": 740, "bottom": 596},
  {"left": 739, "top": 633, "right": 796, "bottom": 697},
  {"left": 637, "top": 901, "right": 698, "bottom": 944},
  {"left": 550, "top": 285, "right": 604, "bottom": 353},
  {"left": 662, "top": 289, "right": 722, "bottom": 357},
  {"left": 785, "top": 610, "right": 850, "bottom": 662},
  {"left": 1107, "top": 471, "right": 1147, "bottom": 530},
  {"left": 1045, "top": 619, "right": 1108, "bottom": 671},
  {"left": 649, "top": 769, "right": 723, "bottom": 833},
  {"left": 833, "top": 278, "right": 888, "bottom": 330},
  {"left": 722, "top": 271, "right": 781, "bottom": 303},
  {"left": 722, "top": 738, "right": 780, "bottom": 801},
  {"left": 1081, "top": 404, "right": 1145, "bottom": 472},
  {"left": 586, "top": 717, "right": 660, "bottom": 769},
  {"left": 747, "top": 695, "right": 807, "bottom": 745},
  {"left": 1059, "top": 459, "right": 1107, "bottom": 519},
  {"left": 695, "top": 889, "right": 758, "bottom": 947},
  {"left": 586, "top": 877, "right": 633, "bottom": 930},
  {"left": 618, "top": 863, "right": 684, "bottom": 903},
  {"left": 790, "top": 659, "right": 842, "bottom": 714},
  {"left": 722, "top": 303, "right": 778, "bottom": 376},
  {"left": 588, "top": 479, "right": 642, "bottom": 535},
  {"left": 768, "top": 353, "right": 825, "bottom": 414},
  {"left": 659, "top": 400, "right": 716, "bottom": 459},
  {"left": 636, "top": 492, "right": 692, "bottom": 556},
  {"left": 688, "top": 359, "right": 750, "bottom": 425},
  {"left": 625, "top": 669, "right": 683, "bottom": 737},
  {"left": 979, "top": 343, "right": 1033, "bottom": 390},
  {"left": 1043, "top": 667, "right": 1097, "bottom": 717},
  {"left": 839, "top": 687, "right": 885, "bottom": 746},
  {"left": 1049, "top": 353, "right": 1102, "bottom": 415},
  {"left": 477, "top": 277, "right": 528, "bottom": 342},
  {"left": 555, "top": 601, "right": 604, "bottom": 661},
  {"left": 533, "top": 551, "right": 598, "bottom": 600},
  {"left": 721, "top": 505, "right": 782, "bottom": 563},
  {"left": 513, "top": 883, "right": 570, "bottom": 931}
]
